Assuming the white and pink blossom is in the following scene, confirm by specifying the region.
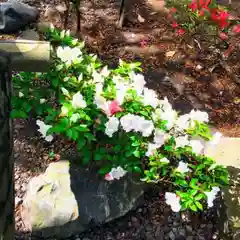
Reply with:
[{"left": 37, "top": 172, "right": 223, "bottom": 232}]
[
  {"left": 104, "top": 166, "right": 127, "bottom": 181},
  {"left": 165, "top": 192, "right": 181, "bottom": 212}
]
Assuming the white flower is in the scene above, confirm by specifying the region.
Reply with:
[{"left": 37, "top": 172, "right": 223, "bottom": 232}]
[
  {"left": 94, "top": 94, "right": 110, "bottom": 115},
  {"left": 105, "top": 166, "right": 127, "bottom": 181},
  {"left": 175, "top": 114, "right": 191, "bottom": 131},
  {"left": 56, "top": 46, "right": 82, "bottom": 65},
  {"left": 95, "top": 82, "right": 103, "bottom": 93},
  {"left": 154, "top": 129, "right": 169, "bottom": 146},
  {"left": 165, "top": 192, "right": 181, "bottom": 212},
  {"left": 40, "top": 98, "right": 46, "bottom": 104},
  {"left": 19, "top": 92, "right": 24, "bottom": 98},
  {"left": 78, "top": 73, "right": 83, "bottom": 82},
  {"left": 116, "top": 83, "right": 128, "bottom": 105},
  {"left": 70, "top": 113, "right": 80, "bottom": 123},
  {"left": 159, "top": 97, "right": 172, "bottom": 112},
  {"left": 139, "top": 119, "right": 154, "bottom": 137},
  {"left": 176, "top": 161, "right": 190, "bottom": 174},
  {"left": 100, "top": 66, "right": 110, "bottom": 77},
  {"left": 61, "top": 87, "right": 70, "bottom": 97},
  {"left": 105, "top": 117, "right": 119, "bottom": 137},
  {"left": 204, "top": 187, "right": 220, "bottom": 208},
  {"left": 36, "top": 120, "right": 53, "bottom": 142},
  {"left": 208, "top": 132, "right": 222, "bottom": 145},
  {"left": 60, "top": 106, "right": 69, "bottom": 116},
  {"left": 189, "top": 140, "right": 204, "bottom": 155},
  {"left": 120, "top": 113, "right": 134, "bottom": 132},
  {"left": 120, "top": 114, "right": 154, "bottom": 137},
  {"left": 145, "top": 143, "right": 160, "bottom": 157},
  {"left": 189, "top": 110, "right": 209, "bottom": 126},
  {"left": 130, "top": 72, "right": 146, "bottom": 95},
  {"left": 160, "top": 157, "right": 170, "bottom": 163},
  {"left": 152, "top": 104, "right": 176, "bottom": 130},
  {"left": 72, "top": 92, "right": 87, "bottom": 109},
  {"left": 92, "top": 71, "right": 104, "bottom": 83},
  {"left": 142, "top": 88, "right": 159, "bottom": 108},
  {"left": 175, "top": 135, "right": 189, "bottom": 149}
]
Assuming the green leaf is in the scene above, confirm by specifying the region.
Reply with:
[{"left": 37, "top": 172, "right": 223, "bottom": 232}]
[
  {"left": 175, "top": 179, "right": 188, "bottom": 187},
  {"left": 67, "top": 129, "right": 73, "bottom": 138},
  {"left": 98, "top": 166, "right": 112, "bottom": 175},
  {"left": 84, "top": 132, "right": 96, "bottom": 141},
  {"left": 77, "top": 137, "right": 86, "bottom": 150},
  {"left": 52, "top": 77, "right": 59, "bottom": 87},
  {"left": 22, "top": 102, "right": 32, "bottom": 112},
  {"left": 94, "top": 153, "right": 102, "bottom": 161},
  {"left": 76, "top": 125, "right": 89, "bottom": 132},
  {"left": 195, "top": 201, "right": 203, "bottom": 210},
  {"left": 195, "top": 193, "right": 205, "bottom": 201},
  {"left": 189, "top": 203, "right": 198, "bottom": 212},
  {"left": 11, "top": 109, "right": 28, "bottom": 119},
  {"left": 133, "top": 150, "right": 141, "bottom": 158},
  {"left": 82, "top": 148, "right": 91, "bottom": 165},
  {"left": 72, "top": 130, "right": 79, "bottom": 141},
  {"left": 133, "top": 166, "right": 142, "bottom": 173}
]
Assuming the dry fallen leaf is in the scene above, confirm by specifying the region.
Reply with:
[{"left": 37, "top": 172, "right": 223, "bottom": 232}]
[
  {"left": 137, "top": 14, "right": 145, "bottom": 23},
  {"left": 233, "top": 98, "right": 240, "bottom": 104},
  {"left": 165, "top": 50, "right": 176, "bottom": 57}
]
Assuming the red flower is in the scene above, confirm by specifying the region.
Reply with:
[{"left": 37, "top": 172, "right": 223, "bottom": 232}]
[
  {"left": 109, "top": 100, "right": 123, "bottom": 116},
  {"left": 232, "top": 24, "right": 240, "bottom": 33},
  {"left": 211, "top": 10, "right": 229, "bottom": 29},
  {"left": 171, "top": 22, "right": 179, "bottom": 28},
  {"left": 188, "top": 0, "right": 198, "bottom": 11},
  {"left": 170, "top": 7, "right": 177, "bottom": 13},
  {"left": 176, "top": 29, "right": 185, "bottom": 35}
]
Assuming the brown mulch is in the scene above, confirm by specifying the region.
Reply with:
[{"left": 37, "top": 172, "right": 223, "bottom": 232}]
[{"left": 35, "top": 0, "right": 240, "bottom": 137}]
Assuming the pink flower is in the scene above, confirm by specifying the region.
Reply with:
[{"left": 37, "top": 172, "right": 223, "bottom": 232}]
[
  {"left": 232, "top": 24, "right": 240, "bottom": 33},
  {"left": 218, "top": 32, "right": 228, "bottom": 40},
  {"left": 140, "top": 39, "right": 148, "bottom": 47},
  {"left": 176, "top": 29, "right": 185, "bottom": 35},
  {"left": 109, "top": 100, "right": 123, "bottom": 116},
  {"left": 171, "top": 22, "right": 179, "bottom": 28},
  {"left": 104, "top": 173, "right": 114, "bottom": 181}
]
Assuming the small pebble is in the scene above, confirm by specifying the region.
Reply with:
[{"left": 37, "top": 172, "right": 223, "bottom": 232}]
[{"left": 15, "top": 197, "right": 23, "bottom": 206}]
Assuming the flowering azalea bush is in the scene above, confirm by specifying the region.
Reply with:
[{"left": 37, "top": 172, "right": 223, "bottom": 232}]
[
  {"left": 166, "top": 0, "right": 240, "bottom": 54},
  {"left": 11, "top": 27, "right": 229, "bottom": 213}
]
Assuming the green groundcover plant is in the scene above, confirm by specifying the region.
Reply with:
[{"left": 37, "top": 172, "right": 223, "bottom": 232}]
[{"left": 11, "top": 26, "right": 229, "bottom": 213}]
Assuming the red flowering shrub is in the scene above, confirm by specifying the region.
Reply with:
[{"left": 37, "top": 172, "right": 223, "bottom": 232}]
[{"left": 166, "top": 0, "right": 240, "bottom": 57}]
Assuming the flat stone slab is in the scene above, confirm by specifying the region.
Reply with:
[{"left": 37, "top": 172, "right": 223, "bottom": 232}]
[{"left": 205, "top": 137, "right": 240, "bottom": 168}]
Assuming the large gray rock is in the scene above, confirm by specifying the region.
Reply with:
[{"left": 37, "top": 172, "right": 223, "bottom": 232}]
[
  {"left": 21, "top": 160, "right": 146, "bottom": 238},
  {"left": 205, "top": 137, "right": 240, "bottom": 239},
  {"left": 0, "top": 0, "right": 39, "bottom": 33}
]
